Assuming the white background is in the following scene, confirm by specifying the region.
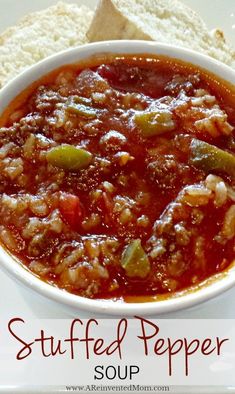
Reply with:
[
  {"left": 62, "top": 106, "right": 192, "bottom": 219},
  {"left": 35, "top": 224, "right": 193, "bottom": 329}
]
[{"left": 1, "top": 318, "right": 235, "bottom": 386}]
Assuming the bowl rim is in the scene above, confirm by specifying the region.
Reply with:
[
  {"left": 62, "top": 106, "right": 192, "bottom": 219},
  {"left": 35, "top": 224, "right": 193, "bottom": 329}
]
[{"left": 1, "top": 39, "right": 235, "bottom": 316}]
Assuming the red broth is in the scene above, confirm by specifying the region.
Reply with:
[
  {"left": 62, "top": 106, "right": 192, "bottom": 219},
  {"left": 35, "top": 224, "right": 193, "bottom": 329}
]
[{"left": 0, "top": 54, "right": 235, "bottom": 301}]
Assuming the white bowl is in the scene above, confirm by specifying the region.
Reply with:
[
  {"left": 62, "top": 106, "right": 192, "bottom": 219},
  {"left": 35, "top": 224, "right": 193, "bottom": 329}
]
[{"left": 1, "top": 40, "right": 235, "bottom": 316}]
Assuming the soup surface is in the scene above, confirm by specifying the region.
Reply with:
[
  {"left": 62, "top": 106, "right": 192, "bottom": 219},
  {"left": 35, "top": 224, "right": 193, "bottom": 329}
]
[{"left": 1, "top": 55, "right": 235, "bottom": 300}]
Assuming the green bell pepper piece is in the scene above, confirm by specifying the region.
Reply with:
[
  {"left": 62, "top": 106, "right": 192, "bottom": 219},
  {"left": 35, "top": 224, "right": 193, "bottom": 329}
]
[
  {"left": 47, "top": 144, "right": 93, "bottom": 171},
  {"left": 121, "top": 239, "right": 150, "bottom": 278},
  {"left": 190, "top": 138, "right": 235, "bottom": 177},
  {"left": 134, "top": 110, "right": 175, "bottom": 137}
]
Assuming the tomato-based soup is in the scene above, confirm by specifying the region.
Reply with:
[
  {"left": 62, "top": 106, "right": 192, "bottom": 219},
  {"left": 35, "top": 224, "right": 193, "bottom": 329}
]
[{"left": 1, "top": 54, "right": 235, "bottom": 301}]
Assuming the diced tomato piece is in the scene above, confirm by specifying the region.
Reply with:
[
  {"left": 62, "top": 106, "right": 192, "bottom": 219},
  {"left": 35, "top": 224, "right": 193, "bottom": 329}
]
[
  {"left": 59, "top": 193, "right": 82, "bottom": 228},
  {"left": 97, "top": 64, "right": 118, "bottom": 83}
]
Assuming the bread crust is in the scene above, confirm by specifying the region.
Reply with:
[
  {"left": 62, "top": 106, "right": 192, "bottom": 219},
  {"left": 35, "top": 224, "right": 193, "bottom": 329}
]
[
  {"left": 87, "top": 0, "right": 235, "bottom": 68},
  {"left": 88, "top": 0, "right": 151, "bottom": 41}
]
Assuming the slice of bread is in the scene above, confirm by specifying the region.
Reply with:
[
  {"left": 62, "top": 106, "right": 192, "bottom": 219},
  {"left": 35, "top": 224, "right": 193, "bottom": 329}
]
[
  {"left": 87, "top": 0, "right": 235, "bottom": 68},
  {"left": 0, "top": 2, "right": 93, "bottom": 88}
]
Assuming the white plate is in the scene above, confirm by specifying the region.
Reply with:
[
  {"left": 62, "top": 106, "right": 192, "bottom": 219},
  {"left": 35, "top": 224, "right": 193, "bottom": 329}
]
[{"left": 0, "top": 0, "right": 234, "bottom": 320}]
